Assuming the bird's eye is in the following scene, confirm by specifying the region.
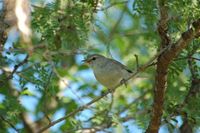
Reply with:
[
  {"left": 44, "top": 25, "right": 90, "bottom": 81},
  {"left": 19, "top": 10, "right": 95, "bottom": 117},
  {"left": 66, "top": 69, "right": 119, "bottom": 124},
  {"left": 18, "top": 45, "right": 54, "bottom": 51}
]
[{"left": 92, "top": 57, "right": 96, "bottom": 60}]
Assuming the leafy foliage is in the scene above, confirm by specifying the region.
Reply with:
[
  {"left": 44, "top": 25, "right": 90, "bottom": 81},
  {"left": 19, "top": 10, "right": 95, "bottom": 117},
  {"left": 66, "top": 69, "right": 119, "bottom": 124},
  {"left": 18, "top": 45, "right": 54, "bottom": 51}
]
[{"left": 0, "top": 0, "right": 200, "bottom": 133}]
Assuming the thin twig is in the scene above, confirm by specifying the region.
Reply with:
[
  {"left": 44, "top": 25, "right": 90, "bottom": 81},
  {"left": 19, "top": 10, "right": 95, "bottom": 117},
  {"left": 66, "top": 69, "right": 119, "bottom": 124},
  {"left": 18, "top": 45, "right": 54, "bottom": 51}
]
[
  {"left": 6, "top": 55, "right": 29, "bottom": 80},
  {"left": 37, "top": 45, "right": 171, "bottom": 133},
  {"left": 43, "top": 70, "right": 54, "bottom": 124},
  {"left": 65, "top": 109, "right": 149, "bottom": 133},
  {"left": 44, "top": 51, "right": 85, "bottom": 104},
  {"left": 175, "top": 56, "right": 200, "bottom": 61},
  {"left": 0, "top": 55, "right": 29, "bottom": 86},
  {"left": 134, "top": 54, "right": 139, "bottom": 70},
  {"left": 118, "top": 90, "right": 151, "bottom": 114},
  {"left": 0, "top": 115, "right": 19, "bottom": 132},
  {"left": 16, "top": 62, "right": 41, "bottom": 74},
  {"left": 106, "top": 3, "right": 126, "bottom": 57}
]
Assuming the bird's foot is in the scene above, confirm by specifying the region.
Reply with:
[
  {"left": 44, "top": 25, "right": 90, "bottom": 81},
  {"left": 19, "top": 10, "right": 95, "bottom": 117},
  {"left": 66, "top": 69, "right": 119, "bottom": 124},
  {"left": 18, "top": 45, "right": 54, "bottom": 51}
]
[
  {"left": 101, "top": 88, "right": 115, "bottom": 95},
  {"left": 108, "top": 88, "right": 115, "bottom": 93},
  {"left": 120, "top": 79, "right": 127, "bottom": 88}
]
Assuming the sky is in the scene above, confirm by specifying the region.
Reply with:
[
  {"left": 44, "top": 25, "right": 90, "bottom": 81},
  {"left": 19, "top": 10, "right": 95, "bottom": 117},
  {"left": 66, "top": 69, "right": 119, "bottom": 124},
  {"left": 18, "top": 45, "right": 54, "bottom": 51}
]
[{"left": 2, "top": 0, "right": 200, "bottom": 133}]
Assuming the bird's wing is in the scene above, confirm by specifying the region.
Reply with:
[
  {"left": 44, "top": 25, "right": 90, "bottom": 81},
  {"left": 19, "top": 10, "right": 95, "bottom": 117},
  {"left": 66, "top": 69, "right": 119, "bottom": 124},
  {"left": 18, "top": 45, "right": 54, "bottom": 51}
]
[{"left": 108, "top": 58, "right": 133, "bottom": 73}]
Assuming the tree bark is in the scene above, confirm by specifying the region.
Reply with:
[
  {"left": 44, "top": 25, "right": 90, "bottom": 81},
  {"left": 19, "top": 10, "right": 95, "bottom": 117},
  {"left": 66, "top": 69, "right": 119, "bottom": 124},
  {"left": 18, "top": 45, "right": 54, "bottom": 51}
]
[{"left": 146, "top": 13, "right": 200, "bottom": 133}]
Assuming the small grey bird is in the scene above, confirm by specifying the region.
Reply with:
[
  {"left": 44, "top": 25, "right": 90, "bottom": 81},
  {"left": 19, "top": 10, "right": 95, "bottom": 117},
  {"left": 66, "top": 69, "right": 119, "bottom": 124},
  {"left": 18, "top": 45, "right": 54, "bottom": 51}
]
[{"left": 83, "top": 54, "right": 133, "bottom": 89}]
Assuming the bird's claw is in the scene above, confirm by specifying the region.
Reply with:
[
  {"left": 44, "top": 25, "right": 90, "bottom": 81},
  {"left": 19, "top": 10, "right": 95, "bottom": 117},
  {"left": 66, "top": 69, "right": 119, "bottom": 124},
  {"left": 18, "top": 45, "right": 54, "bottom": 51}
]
[
  {"left": 108, "top": 88, "right": 115, "bottom": 93},
  {"left": 120, "top": 79, "right": 127, "bottom": 88}
]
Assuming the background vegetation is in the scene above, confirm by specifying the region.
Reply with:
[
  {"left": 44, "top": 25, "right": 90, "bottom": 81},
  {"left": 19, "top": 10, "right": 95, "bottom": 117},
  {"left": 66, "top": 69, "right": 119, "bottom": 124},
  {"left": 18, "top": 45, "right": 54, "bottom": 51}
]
[{"left": 0, "top": 0, "right": 200, "bottom": 133}]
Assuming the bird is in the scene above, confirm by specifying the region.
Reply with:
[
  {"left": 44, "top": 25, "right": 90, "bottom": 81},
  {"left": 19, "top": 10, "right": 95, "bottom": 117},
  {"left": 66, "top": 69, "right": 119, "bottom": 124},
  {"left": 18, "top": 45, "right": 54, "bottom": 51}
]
[{"left": 83, "top": 54, "right": 133, "bottom": 89}]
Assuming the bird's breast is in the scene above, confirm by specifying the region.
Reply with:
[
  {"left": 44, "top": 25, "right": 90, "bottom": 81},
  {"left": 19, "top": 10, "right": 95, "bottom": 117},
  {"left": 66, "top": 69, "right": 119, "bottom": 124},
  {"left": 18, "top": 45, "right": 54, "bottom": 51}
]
[{"left": 93, "top": 65, "right": 122, "bottom": 89}]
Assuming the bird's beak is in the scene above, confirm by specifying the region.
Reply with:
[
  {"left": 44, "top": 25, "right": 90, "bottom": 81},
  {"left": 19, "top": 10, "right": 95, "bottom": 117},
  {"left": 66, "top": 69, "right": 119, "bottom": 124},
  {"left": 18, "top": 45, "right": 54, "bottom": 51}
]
[
  {"left": 82, "top": 59, "right": 86, "bottom": 62},
  {"left": 82, "top": 59, "right": 90, "bottom": 64}
]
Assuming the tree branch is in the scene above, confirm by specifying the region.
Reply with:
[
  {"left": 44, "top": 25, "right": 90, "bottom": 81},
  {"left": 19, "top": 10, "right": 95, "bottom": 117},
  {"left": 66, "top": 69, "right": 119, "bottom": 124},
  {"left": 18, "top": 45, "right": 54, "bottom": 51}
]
[
  {"left": 5, "top": 55, "right": 29, "bottom": 80},
  {"left": 146, "top": 16, "right": 200, "bottom": 133},
  {"left": 37, "top": 45, "right": 170, "bottom": 133},
  {"left": 37, "top": 17, "right": 200, "bottom": 131},
  {"left": 0, "top": 115, "right": 19, "bottom": 132},
  {"left": 146, "top": 1, "right": 170, "bottom": 131},
  {"left": 65, "top": 110, "right": 148, "bottom": 133},
  {"left": 157, "top": 0, "right": 170, "bottom": 48},
  {"left": 175, "top": 56, "right": 200, "bottom": 61},
  {"left": 171, "top": 47, "right": 200, "bottom": 132},
  {"left": 118, "top": 90, "right": 150, "bottom": 114},
  {"left": 20, "top": 113, "right": 35, "bottom": 133},
  {"left": 166, "top": 45, "right": 200, "bottom": 132},
  {"left": 0, "top": 0, "right": 9, "bottom": 53},
  {"left": 179, "top": 58, "right": 200, "bottom": 133},
  {"left": 0, "top": 54, "right": 29, "bottom": 87}
]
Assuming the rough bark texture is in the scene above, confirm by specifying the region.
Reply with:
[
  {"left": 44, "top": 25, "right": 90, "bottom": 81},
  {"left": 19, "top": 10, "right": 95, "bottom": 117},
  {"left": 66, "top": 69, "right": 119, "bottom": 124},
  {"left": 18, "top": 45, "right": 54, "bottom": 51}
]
[
  {"left": 180, "top": 55, "right": 200, "bottom": 133},
  {"left": 0, "top": 1, "right": 8, "bottom": 52},
  {"left": 180, "top": 80, "right": 200, "bottom": 133},
  {"left": 180, "top": 119, "right": 193, "bottom": 133},
  {"left": 146, "top": 0, "right": 200, "bottom": 131}
]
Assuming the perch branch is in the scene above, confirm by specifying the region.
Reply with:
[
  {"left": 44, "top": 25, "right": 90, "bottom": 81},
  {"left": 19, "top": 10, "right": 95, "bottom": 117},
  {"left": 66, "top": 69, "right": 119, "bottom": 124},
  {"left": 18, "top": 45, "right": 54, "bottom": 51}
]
[
  {"left": 146, "top": 15, "right": 200, "bottom": 133},
  {"left": 37, "top": 45, "right": 170, "bottom": 133}
]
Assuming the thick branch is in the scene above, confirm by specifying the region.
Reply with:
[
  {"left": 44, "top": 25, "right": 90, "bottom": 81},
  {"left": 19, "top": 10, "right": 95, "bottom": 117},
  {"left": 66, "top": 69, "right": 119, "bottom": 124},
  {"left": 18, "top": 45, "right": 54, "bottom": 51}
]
[
  {"left": 180, "top": 118, "right": 193, "bottom": 133},
  {"left": 146, "top": 18, "right": 200, "bottom": 133},
  {"left": 157, "top": 0, "right": 170, "bottom": 47},
  {"left": 166, "top": 51, "right": 200, "bottom": 133},
  {"left": 37, "top": 46, "right": 168, "bottom": 133},
  {"left": 145, "top": 1, "right": 169, "bottom": 131},
  {"left": 179, "top": 49, "right": 200, "bottom": 132},
  {"left": 20, "top": 113, "right": 35, "bottom": 133},
  {"left": 0, "top": 0, "right": 9, "bottom": 52},
  {"left": 37, "top": 18, "right": 200, "bottom": 132}
]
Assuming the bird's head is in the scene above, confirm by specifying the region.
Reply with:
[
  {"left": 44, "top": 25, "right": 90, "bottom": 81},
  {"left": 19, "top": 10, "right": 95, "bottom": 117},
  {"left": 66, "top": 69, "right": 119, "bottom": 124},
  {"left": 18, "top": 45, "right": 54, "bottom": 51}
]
[{"left": 82, "top": 54, "right": 105, "bottom": 67}]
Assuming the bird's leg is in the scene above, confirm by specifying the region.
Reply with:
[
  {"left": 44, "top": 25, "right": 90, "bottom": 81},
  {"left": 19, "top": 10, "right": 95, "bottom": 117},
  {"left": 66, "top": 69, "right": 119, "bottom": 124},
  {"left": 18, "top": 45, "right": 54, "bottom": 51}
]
[
  {"left": 120, "top": 79, "right": 127, "bottom": 88},
  {"left": 108, "top": 88, "right": 115, "bottom": 93},
  {"left": 101, "top": 88, "right": 115, "bottom": 95}
]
